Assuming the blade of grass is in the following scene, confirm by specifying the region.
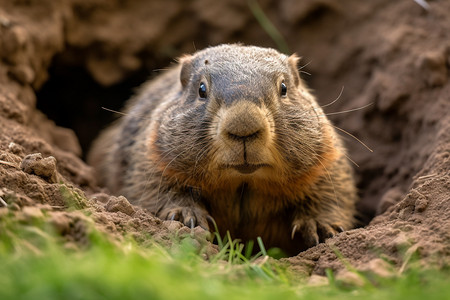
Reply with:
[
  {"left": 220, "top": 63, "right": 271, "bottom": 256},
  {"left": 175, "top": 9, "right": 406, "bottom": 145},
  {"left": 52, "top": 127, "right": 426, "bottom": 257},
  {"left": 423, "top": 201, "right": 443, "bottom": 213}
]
[{"left": 248, "top": 0, "right": 290, "bottom": 54}]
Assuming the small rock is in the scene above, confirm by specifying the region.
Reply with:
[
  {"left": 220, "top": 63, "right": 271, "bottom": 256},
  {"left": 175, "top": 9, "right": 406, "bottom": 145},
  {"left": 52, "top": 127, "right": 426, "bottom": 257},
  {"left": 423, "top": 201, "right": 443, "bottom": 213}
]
[
  {"left": 20, "top": 153, "right": 58, "bottom": 183},
  {"left": 105, "top": 195, "right": 136, "bottom": 216}
]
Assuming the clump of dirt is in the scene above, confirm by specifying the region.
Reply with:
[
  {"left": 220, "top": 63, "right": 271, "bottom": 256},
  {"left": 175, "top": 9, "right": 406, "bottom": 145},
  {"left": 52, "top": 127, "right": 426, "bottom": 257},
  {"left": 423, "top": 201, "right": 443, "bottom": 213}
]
[{"left": 0, "top": 0, "right": 449, "bottom": 279}]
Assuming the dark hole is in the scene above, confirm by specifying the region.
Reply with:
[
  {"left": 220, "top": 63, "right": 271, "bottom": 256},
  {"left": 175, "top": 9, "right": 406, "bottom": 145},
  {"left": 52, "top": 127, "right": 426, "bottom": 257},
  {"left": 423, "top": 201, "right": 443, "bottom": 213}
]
[{"left": 36, "top": 61, "right": 150, "bottom": 159}]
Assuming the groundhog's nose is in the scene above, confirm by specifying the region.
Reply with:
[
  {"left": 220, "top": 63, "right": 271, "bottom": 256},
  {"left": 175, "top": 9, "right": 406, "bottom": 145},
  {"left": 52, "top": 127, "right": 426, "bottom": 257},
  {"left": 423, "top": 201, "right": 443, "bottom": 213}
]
[
  {"left": 220, "top": 101, "right": 268, "bottom": 143},
  {"left": 227, "top": 130, "right": 260, "bottom": 142}
]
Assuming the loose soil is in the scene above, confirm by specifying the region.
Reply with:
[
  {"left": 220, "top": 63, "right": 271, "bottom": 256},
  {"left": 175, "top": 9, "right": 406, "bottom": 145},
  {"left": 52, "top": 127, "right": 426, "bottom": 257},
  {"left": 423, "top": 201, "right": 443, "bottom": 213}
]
[{"left": 0, "top": 0, "right": 449, "bottom": 280}]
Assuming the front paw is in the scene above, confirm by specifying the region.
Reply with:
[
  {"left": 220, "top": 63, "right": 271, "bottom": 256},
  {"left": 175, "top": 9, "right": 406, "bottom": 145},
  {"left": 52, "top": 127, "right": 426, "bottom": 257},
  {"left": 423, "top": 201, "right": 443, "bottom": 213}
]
[
  {"left": 291, "top": 217, "right": 345, "bottom": 248},
  {"left": 158, "top": 205, "right": 210, "bottom": 230}
]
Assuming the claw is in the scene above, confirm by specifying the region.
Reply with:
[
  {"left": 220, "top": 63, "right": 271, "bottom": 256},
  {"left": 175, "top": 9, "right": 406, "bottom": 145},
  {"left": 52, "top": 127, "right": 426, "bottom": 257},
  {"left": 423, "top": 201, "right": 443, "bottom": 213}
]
[
  {"left": 170, "top": 213, "right": 176, "bottom": 221},
  {"left": 338, "top": 226, "right": 345, "bottom": 233},
  {"left": 189, "top": 217, "right": 195, "bottom": 229},
  {"left": 314, "top": 235, "right": 319, "bottom": 246},
  {"left": 206, "top": 215, "right": 217, "bottom": 229},
  {"left": 291, "top": 224, "right": 298, "bottom": 240}
]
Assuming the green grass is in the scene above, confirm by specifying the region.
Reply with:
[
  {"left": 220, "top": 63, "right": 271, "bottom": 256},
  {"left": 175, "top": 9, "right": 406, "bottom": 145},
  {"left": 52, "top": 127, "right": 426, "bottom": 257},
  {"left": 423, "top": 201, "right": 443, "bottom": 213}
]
[{"left": 0, "top": 210, "right": 449, "bottom": 300}]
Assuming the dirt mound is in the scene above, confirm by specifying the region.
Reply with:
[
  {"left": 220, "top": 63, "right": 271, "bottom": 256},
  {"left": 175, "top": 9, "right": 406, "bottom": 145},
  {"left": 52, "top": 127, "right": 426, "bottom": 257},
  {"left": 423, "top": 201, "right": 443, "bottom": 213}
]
[{"left": 0, "top": 0, "right": 449, "bottom": 277}]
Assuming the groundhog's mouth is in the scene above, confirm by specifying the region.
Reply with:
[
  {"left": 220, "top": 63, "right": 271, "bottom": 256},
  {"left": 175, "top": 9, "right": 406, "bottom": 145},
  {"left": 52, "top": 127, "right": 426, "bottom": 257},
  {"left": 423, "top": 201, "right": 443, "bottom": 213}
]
[{"left": 228, "top": 163, "right": 269, "bottom": 174}]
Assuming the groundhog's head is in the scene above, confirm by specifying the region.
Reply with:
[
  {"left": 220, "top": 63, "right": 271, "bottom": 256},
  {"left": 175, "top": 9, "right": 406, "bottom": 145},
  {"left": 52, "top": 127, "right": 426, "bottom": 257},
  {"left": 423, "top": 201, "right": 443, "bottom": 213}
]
[{"left": 153, "top": 44, "right": 336, "bottom": 194}]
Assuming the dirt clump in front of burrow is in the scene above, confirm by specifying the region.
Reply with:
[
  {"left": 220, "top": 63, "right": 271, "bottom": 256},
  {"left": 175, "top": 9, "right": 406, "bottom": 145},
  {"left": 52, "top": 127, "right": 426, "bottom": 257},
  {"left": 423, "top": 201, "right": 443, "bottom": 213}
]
[{"left": 0, "top": 0, "right": 449, "bottom": 279}]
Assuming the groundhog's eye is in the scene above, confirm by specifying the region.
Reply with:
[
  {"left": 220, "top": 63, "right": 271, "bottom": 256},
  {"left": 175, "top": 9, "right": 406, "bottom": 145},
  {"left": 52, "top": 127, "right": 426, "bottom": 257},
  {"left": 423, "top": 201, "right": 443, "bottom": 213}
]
[
  {"left": 280, "top": 82, "right": 287, "bottom": 97},
  {"left": 199, "top": 82, "right": 207, "bottom": 99}
]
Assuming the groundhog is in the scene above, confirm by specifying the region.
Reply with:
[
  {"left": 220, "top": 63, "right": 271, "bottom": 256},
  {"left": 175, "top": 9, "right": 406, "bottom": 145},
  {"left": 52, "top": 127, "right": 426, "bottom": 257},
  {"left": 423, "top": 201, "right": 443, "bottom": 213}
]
[{"left": 88, "top": 44, "right": 358, "bottom": 256}]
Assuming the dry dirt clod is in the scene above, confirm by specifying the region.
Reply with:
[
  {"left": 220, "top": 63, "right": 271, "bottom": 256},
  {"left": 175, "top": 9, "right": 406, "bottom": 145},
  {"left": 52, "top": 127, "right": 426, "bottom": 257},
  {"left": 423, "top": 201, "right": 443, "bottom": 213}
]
[
  {"left": 20, "top": 153, "right": 58, "bottom": 183},
  {"left": 163, "top": 220, "right": 184, "bottom": 232},
  {"left": 105, "top": 195, "right": 136, "bottom": 216},
  {"left": 417, "top": 49, "right": 448, "bottom": 87}
]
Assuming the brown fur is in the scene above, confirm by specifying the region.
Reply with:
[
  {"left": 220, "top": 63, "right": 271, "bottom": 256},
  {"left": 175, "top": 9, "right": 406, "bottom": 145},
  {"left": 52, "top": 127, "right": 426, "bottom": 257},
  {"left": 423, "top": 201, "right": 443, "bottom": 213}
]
[{"left": 88, "top": 44, "right": 358, "bottom": 255}]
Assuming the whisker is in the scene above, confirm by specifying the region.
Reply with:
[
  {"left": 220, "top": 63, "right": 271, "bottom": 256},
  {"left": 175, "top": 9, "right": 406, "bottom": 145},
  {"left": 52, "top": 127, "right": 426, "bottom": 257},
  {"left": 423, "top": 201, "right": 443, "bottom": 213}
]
[
  {"left": 193, "top": 142, "right": 212, "bottom": 172},
  {"left": 343, "top": 152, "right": 360, "bottom": 168},
  {"left": 319, "top": 86, "right": 344, "bottom": 108},
  {"left": 284, "top": 110, "right": 373, "bottom": 154},
  {"left": 281, "top": 116, "right": 361, "bottom": 168},
  {"left": 151, "top": 130, "right": 215, "bottom": 202},
  {"left": 152, "top": 68, "right": 170, "bottom": 72},
  {"left": 299, "top": 60, "right": 312, "bottom": 70},
  {"left": 321, "top": 102, "right": 373, "bottom": 116},
  {"left": 331, "top": 124, "right": 373, "bottom": 152},
  {"left": 101, "top": 106, "right": 152, "bottom": 121},
  {"left": 101, "top": 107, "right": 128, "bottom": 116}
]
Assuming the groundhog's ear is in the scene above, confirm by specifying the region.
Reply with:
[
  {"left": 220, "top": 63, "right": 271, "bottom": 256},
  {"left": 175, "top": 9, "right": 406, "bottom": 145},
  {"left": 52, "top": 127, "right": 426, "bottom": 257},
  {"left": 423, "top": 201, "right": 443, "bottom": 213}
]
[
  {"left": 179, "top": 55, "right": 193, "bottom": 88},
  {"left": 288, "top": 54, "right": 302, "bottom": 87}
]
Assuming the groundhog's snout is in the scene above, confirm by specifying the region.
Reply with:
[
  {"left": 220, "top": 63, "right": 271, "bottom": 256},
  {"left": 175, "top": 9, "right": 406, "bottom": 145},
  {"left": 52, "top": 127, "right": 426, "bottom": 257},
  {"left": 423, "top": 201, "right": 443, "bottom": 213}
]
[
  {"left": 216, "top": 101, "right": 273, "bottom": 174},
  {"left": 222, "top": 103, "right": 266, "bottom": 142}
]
